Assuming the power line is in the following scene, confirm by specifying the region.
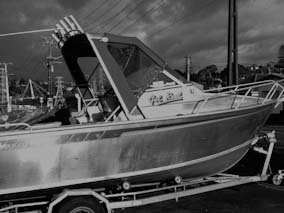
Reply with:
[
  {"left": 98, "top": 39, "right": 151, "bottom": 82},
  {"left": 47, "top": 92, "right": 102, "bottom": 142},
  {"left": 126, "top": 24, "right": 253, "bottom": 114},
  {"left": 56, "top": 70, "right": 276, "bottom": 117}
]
[
  {"left": 85, "top": 0, "right": 133, "bottom": 33},
  {"left": 80, "top": 0, "right": 110, "bottom": 23},
  {"left": 107, "top": 0, "right": 146, "bottom": 33},
  {"left": 146, "top": 0, "right": 216, "bottom": 38},
  {"left": 117, "top": 0, "right": 167, "bottom": 34},
  {"left": 118, "top": 0, "right": 166, "bottom": 34},
  {"left": 84, "top": 0, "right": 124, "bottom": 30}
]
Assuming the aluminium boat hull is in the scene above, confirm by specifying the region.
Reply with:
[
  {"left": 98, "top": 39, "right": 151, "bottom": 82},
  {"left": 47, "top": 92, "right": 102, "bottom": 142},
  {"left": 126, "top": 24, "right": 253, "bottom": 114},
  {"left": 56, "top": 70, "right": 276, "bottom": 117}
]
[{"left": 0, "top": 101, "right": 275, "bottom": 200}]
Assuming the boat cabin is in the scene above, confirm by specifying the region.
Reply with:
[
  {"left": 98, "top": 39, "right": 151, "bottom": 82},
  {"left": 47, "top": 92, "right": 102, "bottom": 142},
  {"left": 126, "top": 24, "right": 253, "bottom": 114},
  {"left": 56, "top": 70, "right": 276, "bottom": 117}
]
[{"left": 55, "top": 29, "right": 204, "bottom": 124}]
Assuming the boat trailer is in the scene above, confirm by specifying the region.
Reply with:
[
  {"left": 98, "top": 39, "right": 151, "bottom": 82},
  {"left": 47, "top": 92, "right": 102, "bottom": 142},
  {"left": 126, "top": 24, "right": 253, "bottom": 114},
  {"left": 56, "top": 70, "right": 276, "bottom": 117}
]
[{"left": 0, "top": 131, "right": 279, "bottom": 213}]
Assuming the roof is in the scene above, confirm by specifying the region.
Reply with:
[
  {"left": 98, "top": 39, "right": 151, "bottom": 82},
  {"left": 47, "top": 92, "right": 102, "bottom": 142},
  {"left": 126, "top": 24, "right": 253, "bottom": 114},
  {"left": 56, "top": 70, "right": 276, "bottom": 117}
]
[{"left": 254, "top": 73, "right": 284, "bottom": 82}]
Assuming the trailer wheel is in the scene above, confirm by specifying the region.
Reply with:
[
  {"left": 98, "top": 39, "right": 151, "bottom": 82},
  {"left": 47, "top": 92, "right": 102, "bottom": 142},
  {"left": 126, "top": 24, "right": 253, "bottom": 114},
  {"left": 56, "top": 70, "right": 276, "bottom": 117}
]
[
  {"left": 56, "top": 197, "right": 105, "bottom": 213},
  {"left": 272, "top": 174, "right": 282, "bottom": 186}
]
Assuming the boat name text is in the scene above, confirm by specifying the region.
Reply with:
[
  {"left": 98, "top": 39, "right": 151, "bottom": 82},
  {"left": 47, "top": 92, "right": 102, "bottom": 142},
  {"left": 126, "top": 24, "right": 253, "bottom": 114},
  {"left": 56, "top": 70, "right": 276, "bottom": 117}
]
[{"left": 149, "top": 92, "right": 183, "bottom": 105}]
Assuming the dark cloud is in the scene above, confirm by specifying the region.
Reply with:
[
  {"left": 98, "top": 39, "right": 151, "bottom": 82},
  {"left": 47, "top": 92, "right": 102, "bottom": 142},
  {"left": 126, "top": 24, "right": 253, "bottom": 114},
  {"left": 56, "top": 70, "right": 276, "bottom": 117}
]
[
  {"left": 0, "top": 0, "right": 73, "bottom": 80},
  {"left": 57, "top": 0, "right": 91, "bottom": 10},
  {"left": 0, "top": 0, "right": 284, "bottom": 81},
  {"left": 132, "top": 0, "right": 284, "bottom": 70}
]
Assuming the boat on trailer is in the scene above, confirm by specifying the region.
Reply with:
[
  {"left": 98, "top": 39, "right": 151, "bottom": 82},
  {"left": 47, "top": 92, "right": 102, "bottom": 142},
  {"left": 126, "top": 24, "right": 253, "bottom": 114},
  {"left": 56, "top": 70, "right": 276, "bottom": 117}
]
[{"left": 0, "top": 16, "right": 283, "bottom": 211}]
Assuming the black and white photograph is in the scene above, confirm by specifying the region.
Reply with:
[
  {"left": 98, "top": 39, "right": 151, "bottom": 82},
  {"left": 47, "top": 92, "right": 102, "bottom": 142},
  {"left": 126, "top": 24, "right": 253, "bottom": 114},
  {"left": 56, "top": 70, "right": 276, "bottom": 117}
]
[{"left": 0, "top": 0, "right": 283, "bottom": 212}]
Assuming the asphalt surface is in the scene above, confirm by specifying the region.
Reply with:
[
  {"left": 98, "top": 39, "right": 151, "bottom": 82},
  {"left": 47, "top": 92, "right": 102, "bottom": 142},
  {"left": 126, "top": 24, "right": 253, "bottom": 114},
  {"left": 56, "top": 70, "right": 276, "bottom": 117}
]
[{"left": 116, "top": 151, "right": 284, "bottom": 213}]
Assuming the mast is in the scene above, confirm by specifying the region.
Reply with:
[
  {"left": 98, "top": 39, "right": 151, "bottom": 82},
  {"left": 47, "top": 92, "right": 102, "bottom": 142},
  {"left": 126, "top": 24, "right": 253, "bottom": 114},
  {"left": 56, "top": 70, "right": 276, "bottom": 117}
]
[
  {"left": 54, "top": 76, "right": 64, "bottom": 107},
  {"left": 0, "top": 62, "right": 12, "bottom": 112},
  {"left": 43, "top": 37, "right": 62, "bottom": 97},
  {"left": 22, "top": 79, "right": 48, "bottom": 99},
  {"left": 185, "top": 55, "right": 191, "bottom": 82},
  {"left": 0, "top": 68, "right": 6, "bottom": 104},
  {"left": 29, "top": 79, "right": 35, "bottom": 99}
]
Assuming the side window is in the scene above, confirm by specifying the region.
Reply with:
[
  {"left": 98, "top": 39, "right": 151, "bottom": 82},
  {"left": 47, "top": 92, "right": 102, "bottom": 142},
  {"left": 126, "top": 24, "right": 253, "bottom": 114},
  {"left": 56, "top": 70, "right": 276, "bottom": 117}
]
[
  {"left": 77, "top": 57, "right": 111, "bottom": 96},
  {"left": 107, "top": 43, "right": 134, "bottom": 71}
]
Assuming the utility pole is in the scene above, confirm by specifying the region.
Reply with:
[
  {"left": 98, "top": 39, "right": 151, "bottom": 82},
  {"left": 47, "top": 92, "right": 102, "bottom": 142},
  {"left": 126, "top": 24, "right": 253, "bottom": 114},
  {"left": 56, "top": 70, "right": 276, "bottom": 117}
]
[
  {"left": 0, "top": 62, "right": 12, "bottom": 112},
  {"left": 227, "top": 0, "right": 233, "bottom": 86},
  {"left": 227, "top": 0, "right": 238, "bottom": 86},
  {"left": 233, "top": 0, "right": 238, "bottom": 85},
  {"left": 42, "top": 37, "right": 62, "bottom": 97},
  {"left": 185, "top": 55, "right": 191, "bottom": 82}
]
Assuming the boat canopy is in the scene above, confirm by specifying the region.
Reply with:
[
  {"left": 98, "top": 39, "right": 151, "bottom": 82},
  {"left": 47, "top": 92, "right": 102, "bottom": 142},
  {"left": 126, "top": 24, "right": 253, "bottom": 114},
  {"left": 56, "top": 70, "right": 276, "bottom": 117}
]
[{"left": 61, "top": 33, "right": 185, "bottom": 114}]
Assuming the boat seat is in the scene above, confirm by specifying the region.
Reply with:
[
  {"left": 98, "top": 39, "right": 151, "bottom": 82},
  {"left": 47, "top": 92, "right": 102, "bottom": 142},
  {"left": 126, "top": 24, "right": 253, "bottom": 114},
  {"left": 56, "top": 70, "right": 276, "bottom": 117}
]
[
  {"left": 86, "top": 106, "right": 104, "bottom": 122},
  {"left": 99, "top": 90, "right": 119, "bottom": 115}
]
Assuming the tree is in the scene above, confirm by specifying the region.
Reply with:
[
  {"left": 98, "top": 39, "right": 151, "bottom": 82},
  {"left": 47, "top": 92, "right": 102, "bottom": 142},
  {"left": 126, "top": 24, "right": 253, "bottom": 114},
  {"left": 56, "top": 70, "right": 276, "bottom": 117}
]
[
  {"left": 197, "top": 65, "right": 218, "bottom": 89},
  {"left": 220, "top": 64, "right": 252, "bottom": 86},
  {"left": 277, "top": 44, "right": 284, "bottom": 68},
  {"left": 19, "top": 77, "right": 26, "bottom": 86}
]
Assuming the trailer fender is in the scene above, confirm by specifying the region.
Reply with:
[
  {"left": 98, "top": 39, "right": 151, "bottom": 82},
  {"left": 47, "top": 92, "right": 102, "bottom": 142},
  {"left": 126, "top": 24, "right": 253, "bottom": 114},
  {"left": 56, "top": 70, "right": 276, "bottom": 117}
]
[{"left": 47, "top": 188, "right": 111, "bottom": 213}]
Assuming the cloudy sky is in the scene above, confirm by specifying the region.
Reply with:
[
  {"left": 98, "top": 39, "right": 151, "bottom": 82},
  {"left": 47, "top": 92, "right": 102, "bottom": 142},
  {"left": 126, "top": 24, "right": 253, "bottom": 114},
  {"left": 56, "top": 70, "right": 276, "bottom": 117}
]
[{"left": 0, "top": 0, "right": 284, "bottom": 81}]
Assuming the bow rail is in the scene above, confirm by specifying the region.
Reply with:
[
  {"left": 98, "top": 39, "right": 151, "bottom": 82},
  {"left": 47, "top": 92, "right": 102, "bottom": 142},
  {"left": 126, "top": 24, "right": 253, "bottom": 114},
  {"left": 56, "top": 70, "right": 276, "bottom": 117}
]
[{"left": 193, "top": 80, "right": 284, "bottom": 114}]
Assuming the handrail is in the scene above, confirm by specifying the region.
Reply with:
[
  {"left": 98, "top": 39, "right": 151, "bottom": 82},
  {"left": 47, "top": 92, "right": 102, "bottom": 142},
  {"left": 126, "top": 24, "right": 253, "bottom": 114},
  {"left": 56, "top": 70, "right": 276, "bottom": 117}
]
[
  {"left": 207, "top": 81, "right": 279, "bottom": 95},
  {"left": 267, "top": 84, "right": 278, "bottom": 103},
  {"left": 277, "top": 84, "right": 284, "bottom": 100},
  {"left": 0, "top": 201, "right": 48, "bottom": 212},
  {"left": 235, "top": 87, "right": 252, "bottom": 109},
  {"left": 0, "top": 122, "right": 32, "bottom": 130},
  {"left": 262, "top": 83, "right": 277, "bottom": 104},
  {"left": 274, "top": 83, "right": 284, "bottom": 108},
  {"left": 194, "top": 80, "right": 284, "bottom": 114},
  {"left": 105, "top": 106, "right": 121, "bottom": 122},
  {"left": 192, "top": 93, "right": 233, "bottom": 114},
  {"left": 204, "top": 80, "right": 274, "bottom": 93},
  {"left": 195, "top": 96, "right": 210, "bottom": 114}
]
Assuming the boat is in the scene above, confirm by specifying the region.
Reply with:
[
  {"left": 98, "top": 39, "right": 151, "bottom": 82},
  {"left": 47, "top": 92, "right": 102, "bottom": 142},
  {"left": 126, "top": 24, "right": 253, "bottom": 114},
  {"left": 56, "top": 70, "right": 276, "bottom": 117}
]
[{"left": 0, "top": 16, "right": 282, "bottom": 202}]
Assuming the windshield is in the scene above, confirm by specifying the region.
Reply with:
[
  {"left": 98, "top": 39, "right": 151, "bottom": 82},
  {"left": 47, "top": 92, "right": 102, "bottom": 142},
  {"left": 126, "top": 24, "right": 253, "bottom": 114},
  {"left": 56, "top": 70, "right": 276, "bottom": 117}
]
[{"left": 108, "top": 43, "right": 162, "bottom": 96}]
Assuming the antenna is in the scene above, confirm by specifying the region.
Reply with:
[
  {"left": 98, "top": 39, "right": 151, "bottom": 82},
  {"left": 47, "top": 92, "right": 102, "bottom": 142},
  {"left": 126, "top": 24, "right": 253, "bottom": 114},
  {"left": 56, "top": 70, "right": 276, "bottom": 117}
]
[{"left": 42, "top": 36, "right": 62, "bottom": 97}]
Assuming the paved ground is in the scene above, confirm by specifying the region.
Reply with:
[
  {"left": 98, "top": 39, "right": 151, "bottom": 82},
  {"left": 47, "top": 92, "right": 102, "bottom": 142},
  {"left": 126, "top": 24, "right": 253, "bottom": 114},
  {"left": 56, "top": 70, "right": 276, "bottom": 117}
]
[{"left": 116, "top": 151, "right": 284, "bottom": 213}]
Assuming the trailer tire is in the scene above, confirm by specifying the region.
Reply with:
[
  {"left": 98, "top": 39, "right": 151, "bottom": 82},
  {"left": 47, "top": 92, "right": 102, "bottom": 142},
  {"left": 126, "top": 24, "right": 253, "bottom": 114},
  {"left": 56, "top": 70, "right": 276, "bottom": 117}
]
[
  {"left": 55, "top": 197, "right": 105, "bottom": 213},
  {"left": 272, "top": 174, "right": 282, "bottom": 186}
]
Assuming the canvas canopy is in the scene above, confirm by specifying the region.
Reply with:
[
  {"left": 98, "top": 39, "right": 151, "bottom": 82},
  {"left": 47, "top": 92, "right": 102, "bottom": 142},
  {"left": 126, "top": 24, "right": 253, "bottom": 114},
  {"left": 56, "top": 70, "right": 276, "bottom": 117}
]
[{"left": 62, "top": 33, "right": 185, "bottom": 114}]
